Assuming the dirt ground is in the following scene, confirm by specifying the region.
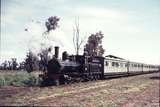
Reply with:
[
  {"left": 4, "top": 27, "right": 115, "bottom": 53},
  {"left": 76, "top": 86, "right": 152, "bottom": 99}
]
[{"left": 0, "top": 72, "right": 159, "bottom": 107}]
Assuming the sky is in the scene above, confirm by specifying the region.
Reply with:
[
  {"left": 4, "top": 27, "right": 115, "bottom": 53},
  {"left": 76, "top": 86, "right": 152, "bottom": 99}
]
[{"left": 1, "top": 0, "right": 160, "bottom": 65}]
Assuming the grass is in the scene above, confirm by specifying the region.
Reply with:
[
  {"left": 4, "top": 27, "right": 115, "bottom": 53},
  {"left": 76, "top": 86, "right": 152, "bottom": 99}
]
[
  {"left": 0, "top": 71, "right": 41, "bottom": 87},
  {"left": 0, "top": 73, "right": 158, "bottom": 106}
]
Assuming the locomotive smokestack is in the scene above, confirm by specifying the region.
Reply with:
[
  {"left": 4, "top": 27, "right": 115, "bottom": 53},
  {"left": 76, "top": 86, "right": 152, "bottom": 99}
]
[{"left": 55, "top": 46, "right": 59, "bottom": 58}]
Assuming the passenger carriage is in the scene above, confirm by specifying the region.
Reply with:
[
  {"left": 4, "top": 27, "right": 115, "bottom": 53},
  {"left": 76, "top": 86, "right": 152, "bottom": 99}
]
[{"left": 104, "top": 55, "right": 128, "bottom": 75}]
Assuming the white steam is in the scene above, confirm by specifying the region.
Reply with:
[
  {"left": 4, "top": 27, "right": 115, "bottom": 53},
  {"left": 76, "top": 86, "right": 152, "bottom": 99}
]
[{"left": 25, "top": 21, "right": 72, "bottom": 58}]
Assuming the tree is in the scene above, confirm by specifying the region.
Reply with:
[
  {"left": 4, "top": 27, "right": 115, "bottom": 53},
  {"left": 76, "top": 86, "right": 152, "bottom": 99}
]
[
  {"left": 25, "top": 51, "right": 33, "bottom": 73},
  {"left": 8, "top": 61, "right": 12, "bottom": 70},
  {"left": 18, "top": 61, "right": 25, "bottom": 70},
  {"left": 84, "top": 31, "right": 105, "bottom": 56},
  {"left": 38, "top": 46, "right": 52, "bottom": 72},
  {"left": 1, "top": 60, "right": 7, "bottom": 70},
  {"left": 73, "top": 19, "right": 86, "bottom": 55},
  {"left": 45, "top": 16, "right": 60, "bottom": 33},
  {"left": 25, "top": 51, "right": 39, "bottom": 73},
  {"left": 11, "top": 58, "right": 18, "bottom": 70}
]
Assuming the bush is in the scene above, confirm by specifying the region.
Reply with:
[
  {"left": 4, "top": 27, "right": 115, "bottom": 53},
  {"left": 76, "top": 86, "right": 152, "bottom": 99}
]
[{"left": 0, "top": 71, "right": 40, "bottom": 87}]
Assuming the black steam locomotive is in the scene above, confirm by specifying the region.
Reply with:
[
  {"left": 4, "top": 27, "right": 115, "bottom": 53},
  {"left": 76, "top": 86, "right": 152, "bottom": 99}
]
[{"left": 41, "top": 46, "right": 105, "bottom": 86}]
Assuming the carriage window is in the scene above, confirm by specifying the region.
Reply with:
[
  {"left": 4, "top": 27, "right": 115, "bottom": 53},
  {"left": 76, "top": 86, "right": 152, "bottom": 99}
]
[
  {"left": 120, "top": 63, "right": 123, "bottom": 67},
  {"left": 112, "top": 62, "right": 115, "bottom": 66},
  {"left": 116, "top": 62, "right": 119, "bottom": 67},
  {"left": 105, "top": 61, "right": 109, "bottom": 66},
  {"left": 111, "top": 62, "right": 119, "bottom": 67},
  {"left": 134, "top": 64, "right": 137, "bottom": 67},
  {"left": 125, "top": 63, "right": 128, "bottom": 67}
]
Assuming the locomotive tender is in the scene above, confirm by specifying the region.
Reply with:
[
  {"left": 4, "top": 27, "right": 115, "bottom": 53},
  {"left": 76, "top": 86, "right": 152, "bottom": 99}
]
[{"left": 41, "top": 46, "right": 160, "bottom": 86}]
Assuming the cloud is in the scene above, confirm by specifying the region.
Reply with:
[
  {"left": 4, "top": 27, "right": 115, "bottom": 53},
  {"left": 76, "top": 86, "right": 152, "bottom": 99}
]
[{"left": 75, "top": 7, "right": 124, "bottom": 19}]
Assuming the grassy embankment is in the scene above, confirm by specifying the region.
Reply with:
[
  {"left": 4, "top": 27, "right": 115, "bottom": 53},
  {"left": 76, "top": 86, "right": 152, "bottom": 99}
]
[{"left": 0, "top": 70, "right": 41, "bottom": 87}]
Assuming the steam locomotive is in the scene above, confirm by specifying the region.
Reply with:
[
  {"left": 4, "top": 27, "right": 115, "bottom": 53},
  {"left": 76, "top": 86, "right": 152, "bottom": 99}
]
[
  {"left": 40, "top": 46, "right": 160, "bottom": 86},
  {"left": 41, "top": 46, "right": 105, "bottom": 86}
]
